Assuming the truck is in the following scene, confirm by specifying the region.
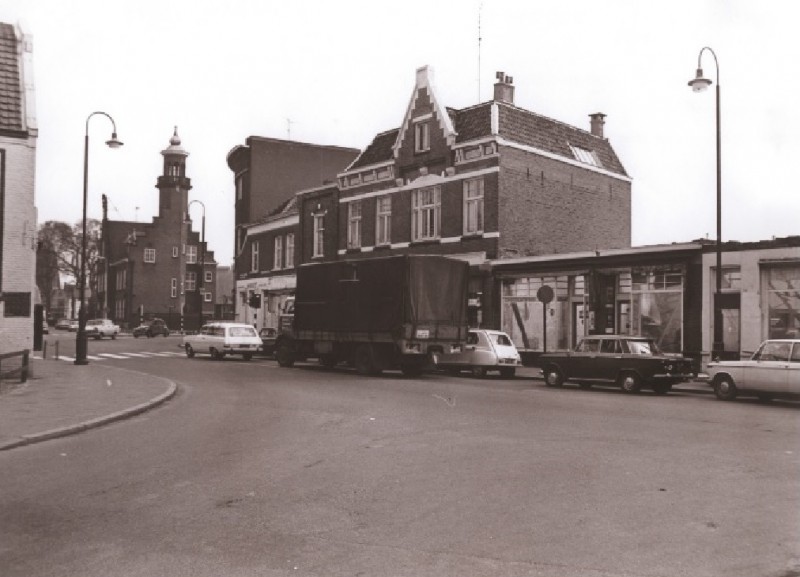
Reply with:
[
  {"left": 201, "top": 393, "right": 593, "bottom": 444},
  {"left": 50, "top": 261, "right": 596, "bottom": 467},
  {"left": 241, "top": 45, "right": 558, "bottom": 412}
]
[{"left": 274, "top": 255, "right": 470, "bottom": 376}]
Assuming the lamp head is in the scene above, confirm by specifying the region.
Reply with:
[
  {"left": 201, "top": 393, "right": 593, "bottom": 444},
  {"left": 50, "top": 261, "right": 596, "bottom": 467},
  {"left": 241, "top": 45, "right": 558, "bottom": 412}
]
[
  {"left": 106, "top": 132, "right": 124, "bottom": 148},
  {"left": 688, "top": 68, "right": 712, "bottom": 92}
]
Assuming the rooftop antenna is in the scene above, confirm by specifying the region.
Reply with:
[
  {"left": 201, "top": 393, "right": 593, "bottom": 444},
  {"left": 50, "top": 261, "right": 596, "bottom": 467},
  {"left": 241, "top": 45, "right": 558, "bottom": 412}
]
[{"left": 477, "top": 3, "right": 482, "bottom": 101}]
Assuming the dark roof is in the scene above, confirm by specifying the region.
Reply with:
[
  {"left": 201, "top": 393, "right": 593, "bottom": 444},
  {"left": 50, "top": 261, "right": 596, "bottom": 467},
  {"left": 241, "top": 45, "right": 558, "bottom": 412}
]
[
  {"left": 348, "top": 98, "right": 628, "bottom": 177},
  {"left": 0, "top": 23, "right": 23, "bottom": 133}
]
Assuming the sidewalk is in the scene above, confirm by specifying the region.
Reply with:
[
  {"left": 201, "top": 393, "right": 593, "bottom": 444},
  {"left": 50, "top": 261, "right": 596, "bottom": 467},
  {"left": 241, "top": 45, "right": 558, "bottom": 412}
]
[{"left": 0, "top": 356, "right": 177, "bottom": 451}]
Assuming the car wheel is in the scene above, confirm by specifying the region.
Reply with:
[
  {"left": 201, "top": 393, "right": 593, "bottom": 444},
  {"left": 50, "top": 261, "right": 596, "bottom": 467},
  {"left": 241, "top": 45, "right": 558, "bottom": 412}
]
[
  {"left": 543, "top": 366, "right": 564, "bottom": 387},
  {"left": 619, "top": 372, "right": 642, "bottom": 394},
  {"left": 471, "top": 366, "right": 487, "bottom": 378},
  {"left": 111, "top": 334, "right": 116, "bottom": 340},
  {"left": 164, "top": 331, "right": 170, "bottom": 337},
  {"left": 714, "top": 376, "right": 737, "bottom": 401},
  {"left": 499, "top": 367, "right": 516, "bottom": 379},
  {"left": 652, "top": 382, "right": 672, "bottom": 395},
  {"left": 210, "top": 348, "right": 223, "bottom": 360},
  {"left": 578, "top": 382, "right": 593, "bottom": 390},
  {"left": 185, "top": 344, "right": 195, "bottom": 358},
  {"left": 319, "top": 354, "right": 337, "bottom": 369},
  {"left": 446, "top": 367, "right": 461, "bottom": 376},
  {"left": 134, "top": 333, "right": 140, "bottom": 339},
  {"left": 756, "top": 393, "right": 774, "bottom": 402},
  {"left": 243, "top": 353, "right": 253, "bottom": 361},
  {"left": 147, "top": 331, "right": 153, "bottom": 338},
  {"left": 400, "top": 364, "right": 424, "bottom": 377},
  {"left": 275, "top": 342, "right": 295, "bottom": 368}
]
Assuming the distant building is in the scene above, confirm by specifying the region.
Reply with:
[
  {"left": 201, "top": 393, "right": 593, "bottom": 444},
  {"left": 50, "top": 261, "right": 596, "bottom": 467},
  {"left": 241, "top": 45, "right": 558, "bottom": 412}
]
[
  {"left": 214, "top": 265, "right": 235, "bottom": 320},
  {"left": 99, "top": 129, "right": 218, "bottom": 331},
  {"left": 0, "top": 22, "right": 38, "bottom": 353}
]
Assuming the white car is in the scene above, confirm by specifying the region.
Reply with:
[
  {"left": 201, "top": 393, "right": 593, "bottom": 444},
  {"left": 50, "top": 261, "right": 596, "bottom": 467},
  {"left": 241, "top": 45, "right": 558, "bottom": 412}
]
[
  {"left": 182, "top": 322, "right": 262, "bottom": 361},
  {"left": 85, "top": 318, "right": 120, "bottom": 339},
  {"left": 705, "top": 339, "right": 800, "bottom": 401},
  {"left": 438, "top": 329, "right": 522, "bottom": 378}
]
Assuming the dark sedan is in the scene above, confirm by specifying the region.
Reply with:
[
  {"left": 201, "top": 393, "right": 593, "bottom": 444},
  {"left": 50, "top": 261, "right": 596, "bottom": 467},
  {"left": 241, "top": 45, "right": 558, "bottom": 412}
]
[{"left": 538, "top": 335, "right": 695, "bottom": 394}]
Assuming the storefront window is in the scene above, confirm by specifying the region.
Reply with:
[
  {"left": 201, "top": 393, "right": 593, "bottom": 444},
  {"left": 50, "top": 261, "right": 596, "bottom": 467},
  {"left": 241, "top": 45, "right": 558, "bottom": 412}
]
[
  {"left": 501, "top": 276, "right": 569, "bottom": 351},
  {"left": 765, "top": 265, "right": 800, "bottom": 339},
  {"left": 629, "top": 268, "right": 683, "bottom": 353}
]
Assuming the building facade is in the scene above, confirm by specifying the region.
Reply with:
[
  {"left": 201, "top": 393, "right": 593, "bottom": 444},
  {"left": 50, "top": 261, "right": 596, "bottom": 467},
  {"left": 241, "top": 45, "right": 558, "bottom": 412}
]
[
  {"left": 99, "top": 129, "right": 217, "bottom": 331},
  {"left": 0, "top": 22, "right": 38, "bottom": 353}
]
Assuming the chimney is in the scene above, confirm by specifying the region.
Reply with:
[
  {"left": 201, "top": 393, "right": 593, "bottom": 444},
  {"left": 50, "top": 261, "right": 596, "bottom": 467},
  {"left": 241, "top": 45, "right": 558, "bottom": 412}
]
[
  {"left": 589, "top": 112, "right": 606, "bottom": 138},
  {"left": 493, "top": 71, "right": 515, "bottom": 104}
]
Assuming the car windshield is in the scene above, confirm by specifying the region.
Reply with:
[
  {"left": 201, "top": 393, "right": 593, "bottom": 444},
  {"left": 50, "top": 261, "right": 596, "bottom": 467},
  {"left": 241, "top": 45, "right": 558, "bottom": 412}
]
[
  {"left": 624, "top": 339, "right": 661, "bottom": 355},
  {"left": 229, "top": 326, "right": 258, "bottom": 337}
]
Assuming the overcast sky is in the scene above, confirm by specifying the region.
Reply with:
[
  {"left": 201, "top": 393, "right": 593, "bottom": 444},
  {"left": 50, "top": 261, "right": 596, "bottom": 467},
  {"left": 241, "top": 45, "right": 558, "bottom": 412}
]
[{"left": 2, "top": 0, "right": 798, "bottom": 266}]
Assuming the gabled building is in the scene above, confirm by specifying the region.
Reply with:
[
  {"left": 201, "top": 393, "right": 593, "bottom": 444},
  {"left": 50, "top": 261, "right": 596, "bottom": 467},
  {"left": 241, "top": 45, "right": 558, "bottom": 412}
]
[
  {"left": 0, "top": 22, "right": 38, "bottom": 353},
  {"left": 294, "top": 66, "right": 631, "bottom": 328},
  {"left": 99, "top": 129, "right": 217, "bottom": 331}
]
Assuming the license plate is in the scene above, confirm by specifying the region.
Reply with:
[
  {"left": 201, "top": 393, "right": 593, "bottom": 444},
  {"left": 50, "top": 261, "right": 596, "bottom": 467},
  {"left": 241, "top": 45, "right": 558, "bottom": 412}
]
[{"left": 416, "top": 329, "right": 430, "bottom": 339}]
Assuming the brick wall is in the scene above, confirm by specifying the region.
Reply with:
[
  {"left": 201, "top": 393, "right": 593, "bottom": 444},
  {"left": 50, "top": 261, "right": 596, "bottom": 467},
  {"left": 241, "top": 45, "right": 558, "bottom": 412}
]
[
  {"left": 0, "top": 136, "right": 37, "bottom": 353},
  {"left": 497, "top": 146, "right": 631, "bottom": 257}
]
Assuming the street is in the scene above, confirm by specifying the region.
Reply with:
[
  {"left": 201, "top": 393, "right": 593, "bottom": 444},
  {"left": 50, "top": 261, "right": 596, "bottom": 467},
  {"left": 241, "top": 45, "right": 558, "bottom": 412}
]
[{"left": 2, "top": 335, "right": 799, "bottom": 577}]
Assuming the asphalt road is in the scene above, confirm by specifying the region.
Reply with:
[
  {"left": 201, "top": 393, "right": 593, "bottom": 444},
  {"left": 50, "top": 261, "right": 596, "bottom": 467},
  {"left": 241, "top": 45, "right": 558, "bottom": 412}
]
[{"left": 2, "top": 337, "right": 799, "bottom": 577}]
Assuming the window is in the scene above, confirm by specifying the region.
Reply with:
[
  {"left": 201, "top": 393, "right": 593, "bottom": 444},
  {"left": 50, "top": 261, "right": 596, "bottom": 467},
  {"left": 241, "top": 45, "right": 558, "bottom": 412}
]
[
  {"left": 251, "top": 241, "right": 259, "bottom": 272},
  {"left": 376, "top": 195, "right": 392, "bottom": 245},
  {"left": 186, "top": 245, "right": 197, "bottom": 264},
  {"left": 412, "top": 186, "right": 441, "bottom": 241},
  {"left": 347, "top": 201, "right": 362, "bottom": 249},
  {"left": 765, "top": 265, "right": 800, "bottom": 339},
  {"left": 568, "top": 144, "right": 602, "bottom": 167},
  {"left": 463, "top": 178, "right": 484, "bottom": 235},
  {"left": 171, "top": 278, "right": 177, "bottom": 298},
  {"left": 2, "top": 292, "right": 30, "bottom": 317},
  {"left": 204, "top": 291, "right": 212, "bottom": 303},
  {"left": 274, "top": 235, "right": 283, "bottom": 269},
  {"left": 205, "top": 271, "right": 213, "bottom": 283},
  {"left": 285, "top": 233, "right": 295, "bottom": 268},
  {"left": 116, "top": 269, "right": 127, "bottom": 290},
  {"left": 172, "top": 246, "right": 178, "bottom": 258},
  {"left": 144, "top": 248, "right": 156, "bottom": 263},
  {"left": 414, "top": 122, "right": 430, "bottom": 153},
  {"left": 313, "top": 214, "right": 325, "bottom": 258},
  {"left": 236, "top": 175, "right": 243, "bottom": 201},
  {"left": 185, "top": 272, "right": 196, "bottom": 291}
]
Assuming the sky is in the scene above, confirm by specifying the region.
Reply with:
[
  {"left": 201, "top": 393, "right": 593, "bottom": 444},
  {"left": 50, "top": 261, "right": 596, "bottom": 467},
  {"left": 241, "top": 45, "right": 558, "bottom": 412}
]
[{"left": 2, "top": 0, "right": 799, "bottom": 267}]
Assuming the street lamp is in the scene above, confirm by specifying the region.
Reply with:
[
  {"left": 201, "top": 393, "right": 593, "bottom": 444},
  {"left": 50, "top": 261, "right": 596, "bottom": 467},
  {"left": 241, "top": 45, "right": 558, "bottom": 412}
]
[
  {"left": 688, "top": 46, "right": 724, "bottom": 360},
  {"left": 188, "top": 199, "right": 206, "bottom": 332},
  {"left": 75, "top": 112, "right": 123, "bottom": 365}
]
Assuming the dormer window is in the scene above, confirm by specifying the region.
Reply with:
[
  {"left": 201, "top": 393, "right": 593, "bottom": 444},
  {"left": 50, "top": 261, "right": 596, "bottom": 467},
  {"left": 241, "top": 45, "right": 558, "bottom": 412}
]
[
  {"left": 414, "top": 122, "right": 430, "bottom": 153},
  {"left": 569, "top": 144, "right": 602, "bottom": 168}
]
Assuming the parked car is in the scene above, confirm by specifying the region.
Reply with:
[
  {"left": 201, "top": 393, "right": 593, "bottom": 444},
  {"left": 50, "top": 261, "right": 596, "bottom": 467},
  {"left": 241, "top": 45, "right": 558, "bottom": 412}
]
[
  {"left": 68, "top": 320, "right": 80, "bottom": 332},
  {"left": 182, "top": 322, "right": 262, "bottom": 361},
  {"left": 704, "top": 339, "right": 800, "bottom": 401},
  {"left": 538, "top": 334, "right": 695, "bottom": 394},
  {"left": 55, "top": 318, "right": 72, "bottom": 331},
  {"left": 258, "top": 327, "right": 278, "bottom": 356},
  {"left": 133, "top": 318, "right": 170, "bottom": 338},
  {"left": 85, "top": 318, "right": 120, "bottom": 340},
  {"left": 437, "top": 329, "right": 521, "bottom": 378}
]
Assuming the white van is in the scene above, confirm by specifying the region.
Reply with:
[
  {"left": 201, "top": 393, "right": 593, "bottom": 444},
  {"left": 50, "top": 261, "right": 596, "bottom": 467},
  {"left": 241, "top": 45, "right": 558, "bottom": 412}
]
[{"left": 182, "top": 322, "right": 262, "bottom": 360}]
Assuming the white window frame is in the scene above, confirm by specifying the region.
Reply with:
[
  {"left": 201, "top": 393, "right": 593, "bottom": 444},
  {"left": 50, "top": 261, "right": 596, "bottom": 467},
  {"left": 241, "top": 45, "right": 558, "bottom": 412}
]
[
  {"left": 347, "top": 201, "right": 362, "bottom": 249},
  {"left": 376, "top": 195, "right": 391, "bottom": 245},
  {"left": 313, "top": 215, "right": 324, "bottom": 258},
  {"left": 171, "top": 278, "right": 177, "bottom": 298},
  {"left": 204, "top": 291, "right": 212, "bottom": 303},
  {"left": 205, "top": 270, "right": 213, "bottom": 283},
  {"left": 463, "top": 177, "right": 484, "bottom": 235},
  {"left": 273, "top": 235, "right": 283, "bottom": 270},
  {"left": 414, "top": 122, "right": 430, "bottom": 153},
  {"left": 186, "top": 245, "right": 197, "bottom": 264},
  {"left": 172, "top": 246, "right": 178, "bottom": 258},
  {"left": 251, "top": 241, "right": 259, "bottom": 272},
  {"left": 185, "top": 271, "right": 196, "bottom": 291},
  {"left": 412, "top": 186, "right": 441, "bottom": 241},
  {"left": 285, "top": 233, "right": 295, "bottom": 268},
  {"left": 144, "top": 248, "right": 156, "bottom": 263}
]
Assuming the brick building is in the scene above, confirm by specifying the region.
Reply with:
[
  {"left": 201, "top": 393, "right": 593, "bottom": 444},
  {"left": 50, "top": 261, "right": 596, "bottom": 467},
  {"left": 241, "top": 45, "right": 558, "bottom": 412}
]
[
  {"left": 0, "top": 22, "right": 38, "bottom": 353},
  {"left": 99, "top": 129, "right": 217, "bottom": 331},
  {"left": 227, "top": 138, "right": 359, "bottom": 328},
  {"left": 290, "top": 66, "right": 631, "bottom": 328}
]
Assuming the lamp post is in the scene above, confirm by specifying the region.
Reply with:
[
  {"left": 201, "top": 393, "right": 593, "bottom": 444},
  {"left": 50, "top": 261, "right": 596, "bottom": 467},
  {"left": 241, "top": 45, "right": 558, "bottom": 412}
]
[
  {"left": 188, "top": 199, "right": 206, "bottom": 331},
  {"left": 688, "top": 46, "right": 724, "bottom": 360},
  {"left": 75, "top": 112, "right": 123, "bottom": 365}
]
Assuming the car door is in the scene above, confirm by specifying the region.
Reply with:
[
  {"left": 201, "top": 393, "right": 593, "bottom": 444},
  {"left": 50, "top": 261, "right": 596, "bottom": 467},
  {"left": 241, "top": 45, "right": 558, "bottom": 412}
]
[
  {"left": 788, "top": 343, "right": 800, "bottom": 395},
  {"left": 571, "top": 338, "right": 600, "bottom": 379},
  {"left": 597, "top": 338, "right": 623, "bottom": 381},
  {"left": 745, "top": 341, "right": 791, "bottom": 393}
]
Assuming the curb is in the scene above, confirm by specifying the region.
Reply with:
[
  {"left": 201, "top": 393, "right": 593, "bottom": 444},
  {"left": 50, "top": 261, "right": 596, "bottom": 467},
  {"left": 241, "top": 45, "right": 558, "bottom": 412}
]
[{"left": 0, "top": 381, "right": 178, "bottom": 452}]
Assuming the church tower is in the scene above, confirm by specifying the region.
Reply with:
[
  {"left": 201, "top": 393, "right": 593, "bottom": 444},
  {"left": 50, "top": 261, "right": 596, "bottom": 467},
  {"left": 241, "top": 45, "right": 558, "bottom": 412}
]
[{"left": 157, "top": 126, "right": 192, "bottom": 219}]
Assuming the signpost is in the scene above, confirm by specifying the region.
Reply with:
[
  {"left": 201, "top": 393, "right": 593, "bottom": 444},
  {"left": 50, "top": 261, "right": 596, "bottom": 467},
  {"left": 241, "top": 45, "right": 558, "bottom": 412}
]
[{"left": 537, "top": 285, "right": 554, "bottom": 353}]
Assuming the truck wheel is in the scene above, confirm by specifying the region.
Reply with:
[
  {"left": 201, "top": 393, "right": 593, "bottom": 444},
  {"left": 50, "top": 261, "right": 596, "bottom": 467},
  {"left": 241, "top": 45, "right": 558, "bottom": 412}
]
[
  {"left": 400, "top": 364, "right": 423, "bottom": 377},
  {"left": 714, "top": 375, "right": 737, "bottom": 401},
  {"left": 619, "top": 372, "right": 642, "bottom": 394},
  {"left": 354, "top": 345, "right": 378, "bottom": 375},
  {"left": 276, "top": 342, "right": 295, "bottom": 367},
  {"left": 543, "top": 366, "right": 564, "bottom": 387},
  {"left": 185, "top": 344, "right": 195, "bottom": 358}
]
